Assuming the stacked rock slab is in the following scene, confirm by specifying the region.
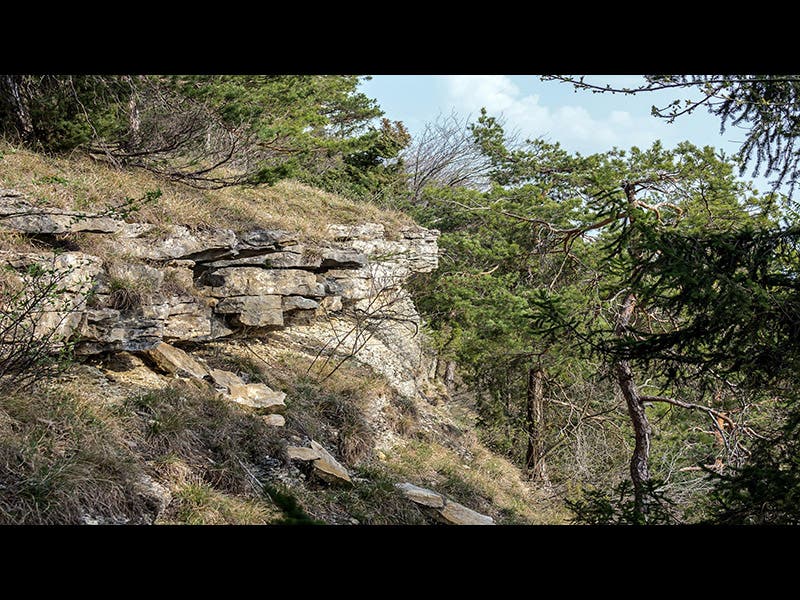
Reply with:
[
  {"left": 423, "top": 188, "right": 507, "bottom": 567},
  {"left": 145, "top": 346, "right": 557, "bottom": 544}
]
[
  {"left": 139, "top": 341, "right": 286, "bottom": 417},
  {"left": 0, "top": 189, "right": 438, "bottom": 355}
]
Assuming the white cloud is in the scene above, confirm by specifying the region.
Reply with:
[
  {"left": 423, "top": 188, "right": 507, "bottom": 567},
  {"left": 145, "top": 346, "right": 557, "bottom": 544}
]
[{"left": 442, "top": 75, "right": 659, "bottom": 154}]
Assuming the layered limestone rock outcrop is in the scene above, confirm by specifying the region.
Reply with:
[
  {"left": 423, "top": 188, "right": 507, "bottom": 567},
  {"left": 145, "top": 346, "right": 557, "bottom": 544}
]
[{"left": 0, "top": 189, "right": 439, "bottom": 404}]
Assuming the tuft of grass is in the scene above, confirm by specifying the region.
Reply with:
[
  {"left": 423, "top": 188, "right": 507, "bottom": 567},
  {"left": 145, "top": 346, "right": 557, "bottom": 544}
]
[
  {"left": 107, "top": 277, "right": 145, "bottom": 311},
  {"left": 165, "top": 481, "right": 279, "bottom": 525},
  {"left": 387, "top": 395, "right": 419, "bottom": 436},
  {"left": 262, "top": 483, "right": 322, "bottom": 525}
]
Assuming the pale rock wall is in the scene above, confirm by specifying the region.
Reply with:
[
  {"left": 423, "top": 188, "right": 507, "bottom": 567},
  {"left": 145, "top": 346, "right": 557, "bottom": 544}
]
[{"left": 0, "top": 189, "right": 439, "bottom": 400}]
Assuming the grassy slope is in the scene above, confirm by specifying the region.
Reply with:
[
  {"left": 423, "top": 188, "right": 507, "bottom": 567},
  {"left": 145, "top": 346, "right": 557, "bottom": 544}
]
[
  {"left": 0, "top": 141, "right": 412, "bottom": 241},
  {"left": 0, "top": 145, "right": 563, "bottom": 525},
  {"left": 0, "top": 341, "right": 563, "bottom": 525}
]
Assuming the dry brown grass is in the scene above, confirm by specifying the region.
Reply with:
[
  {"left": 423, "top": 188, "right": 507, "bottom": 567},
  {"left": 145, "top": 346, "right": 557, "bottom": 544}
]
[
  {"left": 0, "top": 142, "right": 413, "bottom": 241},
  {"left": 0, "top": 229, "right": 39, "bottom": 254},
  {"left": 0, "top": 387, "right": 147, "bottom": 524},
  {"left": 0, "top": 363, "right": 293, "bottom": 524}
]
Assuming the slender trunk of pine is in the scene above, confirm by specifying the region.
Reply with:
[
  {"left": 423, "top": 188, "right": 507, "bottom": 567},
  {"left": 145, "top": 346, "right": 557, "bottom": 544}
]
[
  {"left": 525, "top": 366, "right": 549, "bottom": 484},
  {"left": 614, "top": 292, "right": 651, "bottom": 521},
  {"left": 614, "top": 182, "right": 654, "bottom": 522}
]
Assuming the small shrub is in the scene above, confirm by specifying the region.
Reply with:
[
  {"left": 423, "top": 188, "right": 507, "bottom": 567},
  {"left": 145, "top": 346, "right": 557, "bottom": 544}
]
[
  {"left": 168, "top": 482, "right": 277, "bottom": 525},
  {"left": 107, "top": 277, "right": 145, "bottom": 311},
  {"left": 566, "top": 479, "right": 678, "bottom": 525}
]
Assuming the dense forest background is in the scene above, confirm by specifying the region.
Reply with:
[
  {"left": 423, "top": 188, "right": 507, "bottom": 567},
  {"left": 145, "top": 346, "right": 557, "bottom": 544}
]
[{"left": 2, "top": 74, "right": 799, "bottom": 524}]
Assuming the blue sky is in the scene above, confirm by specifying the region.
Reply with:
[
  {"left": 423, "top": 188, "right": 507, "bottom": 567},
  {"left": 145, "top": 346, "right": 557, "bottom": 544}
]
[{"left": 360, "top": 75, "right": 772, "bottom": 192}]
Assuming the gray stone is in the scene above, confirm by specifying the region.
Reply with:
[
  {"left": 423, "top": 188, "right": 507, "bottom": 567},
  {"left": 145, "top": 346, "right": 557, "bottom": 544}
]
[
  {"left": 395, "top": 482, "right": 445, "bottom": 508},
  {"left": 141, "top": 342, "right": 209, "bottom": 379},
  {"left": 162, "top": 261, "right": 196, "bottom": 293},
  {"left": 287, "top": 440, "right": 352, "bottom": 486},
  {"left": 282, "top": 296, "right": 319, "bottom": 311},
  {"left": 0, "top": 195, "right": 122, "bottom": 234},
  {"left": 214, "top": 295, "right": 283, "bottom": 327},
  {"left": 264, "top": 248, "right": 323, "bottom": 269},
  {"left": 207, "top": 268, "right": 325, "bottom": 298},
  {"left": 206, "top": 255, "right": 271, "bottom": 269},
  {"left": 262, "top": 414, "right": 286, "bottom": 427},
  {"left": 208, "top": 248, "right": 323, "bottom": 270},
  {"left": 236, "top": 229, "right": 298, "bottom": 251},
  {"left": 123, "top": 226, "right": 237, "bottom": 261},
  {"left": 140, "top": 302, "right": 171, "bottom": 320},
  {"left": 236, "top": 383, "right": 286, "bottom": 412},
  {"left": 322, "top": 277, "right": 344, "bottom": 296},
  {"left": 325, "top": 270, "right": 374, "bottom": 301},
  {"left": 319, "top": 248, "right": 368, "bottom": 269},
  {"left": 119, "top": 222, "right": 156, "bottom": 238},
  {"left": 163, "top": 299, "right": 214, "bottom": 341},
  {"left": 76, "top": 310, "right": 164, "bottom": 354},
  {"left": 287, "top": 446, "right": 322, "bottom": 461},
  {"left": 327, "top": 222, "right": 385, "bottom": 241},
  {"left": 309, "top": 440, "right": 353, "bottom": 486},
  {"left": 209, "top": 368, "right": 249, "bottom": 397},
  {"left": 436, "top": 500, "right": 495, "bottom": 525},
  {"left": 209, "top": 368, "right": 286, "bottom": 413}
]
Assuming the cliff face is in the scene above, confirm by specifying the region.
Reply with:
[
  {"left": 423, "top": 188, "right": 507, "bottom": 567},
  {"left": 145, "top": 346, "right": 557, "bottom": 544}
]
[{"left": 1, "top": 187, "right": 439, "bottom": 403}]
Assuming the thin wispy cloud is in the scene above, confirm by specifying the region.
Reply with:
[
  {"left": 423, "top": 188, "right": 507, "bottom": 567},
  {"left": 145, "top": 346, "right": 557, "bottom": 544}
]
[{"left": 443, "top": 75, "right": 663, "bottom": 154}]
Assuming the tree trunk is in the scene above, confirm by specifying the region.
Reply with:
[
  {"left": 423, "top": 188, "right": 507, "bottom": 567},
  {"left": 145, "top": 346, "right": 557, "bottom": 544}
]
[
  {"left": 0, "top": 75, "right": 34, "bottom": 142},
  {"left": 444, "top": 360, "right": 456, "bottom": 387},
  {"left": 525, "top": 366, "right": 549, "bottom": 484},
  {"left": 614, "top": 293, "right": 652, "bottom": 521},
  {"left": 128, "top": 91, "right": 141, "bottom": 149}
]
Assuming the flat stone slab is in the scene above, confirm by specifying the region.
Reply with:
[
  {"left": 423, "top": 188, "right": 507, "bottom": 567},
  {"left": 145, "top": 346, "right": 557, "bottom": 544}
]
[
  {"left": 0, "top": 195, "right": 122, "bottom": 234},
  {"left": 215, "top": 295, "right": 283, "bottom": 327},
  {"left": 287, "top": 440, "right": 352, "bottom": 486},
  {"left": 287, "top": 446, "right": 322, "bottom": 461},
  {"left": 395, "top": 482, "right": 445, "bottom": 508},
  {"left": 209, "top": 368, "right": 286, "bottom": 413},
  {"left": 437, "top": 500, "right": 495, "bottom": 526},
  {"left": 395, "top": 481, "right": 495, "bottom": 525},
  {"left": 207, "top": 268, "right": 325, "bottom": 298},
  {"left": 141, "top": 342, "right": 209, "bottom": 379}
]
